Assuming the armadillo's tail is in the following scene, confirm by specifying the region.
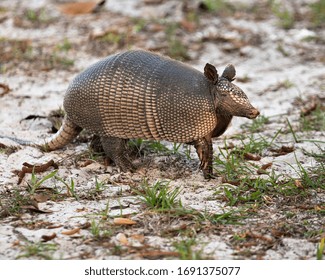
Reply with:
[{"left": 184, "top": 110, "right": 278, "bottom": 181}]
[
  {"left": 0, "top": 117, "right": 82, "bottom": 151},
  {"left": 40, "top": 117, "right": 82, "bottom": 151}
]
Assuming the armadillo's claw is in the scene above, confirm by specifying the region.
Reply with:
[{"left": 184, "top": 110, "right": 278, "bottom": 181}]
[
  {"left": 194, "top": 136, "right": 214, "bottom": 179},
  {"left": 100, "top": 136, "right": 135, "bottom": 173}
]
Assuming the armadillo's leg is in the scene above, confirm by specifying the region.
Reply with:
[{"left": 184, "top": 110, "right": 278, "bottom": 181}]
[
  {"left": 41, "top": 117, "right": 82, "bottom": 151},
  {"left": 100, "top": 136, "right": 135, "bottom": 172},
  {"left": 194, "top": 137, "right": 213, "bottom": 179}
]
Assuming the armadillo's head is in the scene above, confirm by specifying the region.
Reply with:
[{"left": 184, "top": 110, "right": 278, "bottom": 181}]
[{"left": 204, "top": 63, "right": 259, "bottom": 119}]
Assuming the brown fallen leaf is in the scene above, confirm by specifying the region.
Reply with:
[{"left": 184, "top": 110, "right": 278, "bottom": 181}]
[
  {"left": 257, "top": 162, "right": 272, "bottom": 174},
  {"left": 61, "top": 228, "right": 80, "bottom": 235},
  {"left": 11, "top": 240, "right": 20, "bottom": 247},
  {"left": 79, "top": 159, "right": 95, "bottom": 167},
  {"left": 76, "top": 207, "right": 87, "bottom": 212},
  {"left": 79, "top": 222, "right": 91, "bottom": 229},
  {"left": 116, "top": 233, "right": 128, "bottom": 245},
  {"left": 47, "top": 224, "right": 63, "bottom": 229},
  {"left": 244, "top": 152, "right": 261, "bottom": 161},
  {"left": 0, "top": 83, "right": 10, "bottom": 97},
  {"left": 139, "top": 251, "right": 180, "bottom": 259},
  {"left": 300, "top": 96, "right": 319, "bottom": 116},
  {"left": 21, "top": 199, "right": 53, "bottom": 213},
  {"left": 261, "top": 162, "right": 272, "bottom": 170},
  {"left": 58, "top": 0, "right": 105, "bottom": 15},
  {"left": 130, "top": 234, "right": 145, "bottom": 243},
  {"left": 41, "top": 233, "right": 57, "bottom": 242},
  {"left": 247, "top": 231, "right": 274, "bottom": 243},
  {"left": 294, "top": 179, "right": 304, "bottom": 189},
  {"left": 221, "top": 142, "right": 235, "bottom": 149},
  {"left": 114, "top": 217, "right": 137, "bottom": 225},
  {"left": 181, "top": 19, "right": 197, "bottom": 32},
  {"left": 271, "top": 145, "right": 295, "bottom": 156},
  {"left": 16, "top": 159, "right": 58, "bottom": 184},
  {"left": 271, "top": 229, "right": 285, "bottom": 238},
  {"left": 32, "top": 193, "right": 51, "bottom": 203}
]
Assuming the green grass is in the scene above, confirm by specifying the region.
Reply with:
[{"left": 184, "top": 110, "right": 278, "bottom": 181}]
[
  {"left": 214, "top": 131, "right": 281, "bottom": 183},
  {"left": 25, "top": 8, "right": 51, "bottom": 24},
  {"left": 132, "top": 18, "right": 147, "bottom": 33},
  {"left": 214, "top": 148, "right": 254, "bottom": 183},
  {"left": 300, "top": 105, "right": 325, "bottom": 132},
  {"left": 99, "top": 32, "right": 124, "bottom": 44},
  {"left": 56, "top": 38, "right": 72, "bottom": 52},
  {"left": 165, "top": 23, "right": 189, "bottom": 61},
  {"left": 295, "top": 160, "right": 325, "bottom": 189},
  {"left": 270, "top": 0, "right": 295, "bottom": 29},
  {"left": 233, "top": 131, "right": 281, "bottom": 157},
  {"left": 241, "top": 115, "right": 270, "bottom": 133},
  {"left": 16, "top": 242, "right": 57, "bottom": 259},
  {"left": 55, "top": 175, "right": 79, "bottom": 200},
  {"left": 201, "top": 0, "right": 233, "bottom": 14},
  {"left": 49, "top": 54, "right": 74, "bottom": 68},
  {"left": 0, "top": 189, "right": 30, "bottom": 217},
  {"left": 129, "top": 139, "right": 170, "bottom": 155},
  {"left": 310, "top": 0, "right": 325, "bottom": 27},
  {"left": 90, "top": 219, "right": 113, "bottom": 239},
  {"left": 135, "top": 180, "right": 182, "bottom": 210},
  {"left": 303, "top": 143, "right": 325, "bottom": 162},
  {"left": 173, "top": 239, "right": 203, "bottom": 260},
  {"left": 316, "top": 237, "right": 325, "bottom": 260},
  {"left": 27, "top": 170, "right": 58, "bottom": 195}
]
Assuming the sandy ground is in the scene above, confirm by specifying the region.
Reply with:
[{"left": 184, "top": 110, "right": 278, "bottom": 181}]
[{"left": 0, "top": 0, "right": 324, "bottom": 260}]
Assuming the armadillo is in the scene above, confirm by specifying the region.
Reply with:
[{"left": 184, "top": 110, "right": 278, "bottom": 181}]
[{"left": 6, "top": 50, "right": 260, "bottom": 178}]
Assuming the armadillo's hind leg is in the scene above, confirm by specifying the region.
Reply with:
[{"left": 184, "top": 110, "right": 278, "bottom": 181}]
[
  {"left": 41, "top": 117, "right": 82, "bottom": 151},
  {"left": 100, "top": 136, "right": 135, "bottom": 172},
  {"left": 193, "top": 136, "right": 214, "bottom": 179}
]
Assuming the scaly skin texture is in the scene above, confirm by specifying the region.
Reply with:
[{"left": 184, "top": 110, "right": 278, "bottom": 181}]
[{"left": 39, "top": 50, "right": 260, "bottom": 178}]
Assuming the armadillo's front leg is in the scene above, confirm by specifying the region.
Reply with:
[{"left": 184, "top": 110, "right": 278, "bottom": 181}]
[
  {"left": 194, "top": 136, "right": 213, "bottom": 179},
  {"left": 100, "top": 136, "right": 135, "bottom": 172}
]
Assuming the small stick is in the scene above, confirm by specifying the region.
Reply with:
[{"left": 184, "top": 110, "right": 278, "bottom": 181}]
[{"left": 17, "top": 160, "right": 58, "bottom": 184}]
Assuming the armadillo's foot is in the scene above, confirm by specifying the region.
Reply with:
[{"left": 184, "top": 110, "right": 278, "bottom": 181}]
[
  {"left": 194, "top": 137, "right": 213, "bottom": 179},
  {"left": 100, "top": 136, "right": 135, "bottom": 172},
  {"left": 90, "top": 135, "right": 104, "bottom": 153}
]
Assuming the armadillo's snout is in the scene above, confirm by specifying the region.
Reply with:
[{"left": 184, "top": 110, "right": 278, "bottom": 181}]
[{"left": 248, "top": 108, "right": 260, "bottom": 119}]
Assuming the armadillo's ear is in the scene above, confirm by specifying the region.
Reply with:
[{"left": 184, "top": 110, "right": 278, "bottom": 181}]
[
  {"left": 204, "top": 63, "right": 218, "bottom": 84},
  {"left": 221, "top": 64, "right": 236, "bottom": 81}
]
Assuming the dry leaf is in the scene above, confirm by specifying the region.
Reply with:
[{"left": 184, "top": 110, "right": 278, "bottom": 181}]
[
  {"left": 300, "top": 96, "right": 319, "bottom": 116},
  {"left": 12, "top": 240, "right": 20, "bottom": 246},
  {"left": 247, "top": 231, "right": 274, "bottom": 243},
  {"left": 79, "top": 159, "right": 95, "bottom": 167},
  {"left": 294, "top": 180, "right": 304, "bottom": 189},
  {"left": 244, "top": 152, "right": 261, "bottom": 161},
  {"left": 139, "top": 251, "right": 179, "bottom": 259},
  {"left": 0, "top": 83, "right": 10, "bottom": 97},
  {"left": 114, "top": 217, "right": 136, "bottom": 225},
  {"left": 271, "top": 145, "right": 295, "bottom": 156},
  {"left": 62, "top": 228, "right": 80, "bottom": 235},
  {"left": 21, "top": 200, "right": 53, "bottom": 213},
  {"left": 41, "top": 233, "right": 57, "bottom": 242},
  {"left": 47, "top": 224, "right": 63, "bottom": 229},
  {"left": 130, "top": 234, "right": 145, "bottom": 243},
  {"left": 261, "top": 162, "right": 272, "bottom": 170},
  {"left": 181, "top": 19, "right": 196, "bottom": 32},
  {"left": 58, "top": 0, "right": 105, "bottom": 15},
  {"left": 257, "top": 162, "right": 272, "bottom": 174},
  {"left": 76, "top": 207, "right": 87, "bottom": 212},
  {"left": 116, "top": 233, "right": 128, "bottom": 245},
  {"left": 79, "top": 222, "right": 91, "bottom": 229},
  {"left": 32, "top": 193, "right": 51, "bottom": 203}
]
